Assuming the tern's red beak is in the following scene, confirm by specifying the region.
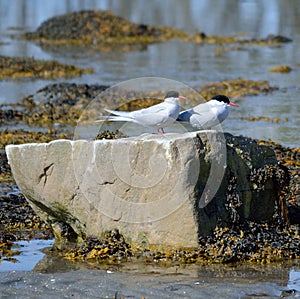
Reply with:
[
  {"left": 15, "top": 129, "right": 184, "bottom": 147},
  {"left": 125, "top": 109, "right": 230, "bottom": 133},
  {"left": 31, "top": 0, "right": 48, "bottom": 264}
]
[{"left": 229, "top": 101, "right": 238, "bottom": 107}]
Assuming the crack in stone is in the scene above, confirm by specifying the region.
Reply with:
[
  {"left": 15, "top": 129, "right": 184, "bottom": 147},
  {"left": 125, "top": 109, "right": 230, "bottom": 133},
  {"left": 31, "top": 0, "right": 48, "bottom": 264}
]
[
  {"left": 38, "top": 163, "right": 54, "bottom": 186},
  {"left": 99, "top": 178, "right": 117, "bottom": 185}
]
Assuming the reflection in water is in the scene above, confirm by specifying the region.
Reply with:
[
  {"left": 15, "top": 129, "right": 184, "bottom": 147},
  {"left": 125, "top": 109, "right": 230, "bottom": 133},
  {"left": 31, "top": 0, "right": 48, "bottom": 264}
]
[
  {"left": 0, "top": 239, "right": 54, "bottom": 272},
  {"left": 288, "top": 270, "right": 300, "bottom": 292},
  {"left": 34, "top": 251, "right": 300, "bottom": 296},
  {"left": 1, "top": 0, "right": 300, "bottom": 37},
  {"left": 0, "top": 237, "right": 299, "bottom": 294}
]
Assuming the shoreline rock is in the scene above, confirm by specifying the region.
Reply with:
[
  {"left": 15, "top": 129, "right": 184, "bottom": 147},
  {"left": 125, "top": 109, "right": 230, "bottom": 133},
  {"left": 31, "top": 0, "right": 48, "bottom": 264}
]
[
  {"left": 0, "top": 55, "right": 93, "bottom": 80},
  {"left": 22, "top": 10, "right": 188, "bottom": 45},
  {"left": 6, "top": 131, "right": 288, "bottom": 249}
]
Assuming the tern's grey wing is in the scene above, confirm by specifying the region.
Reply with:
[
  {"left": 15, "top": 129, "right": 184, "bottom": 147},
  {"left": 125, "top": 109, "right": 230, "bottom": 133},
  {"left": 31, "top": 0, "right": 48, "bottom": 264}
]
[
  {"left": 133, "top": 101, "right": 181, "bottom": 128},
  {"left": 104, "top": 101, "right": 179, "bottom": 128},
  {"left": 105, "top": 103, "right": 167, "bottom": 119},
  {"left": 104, "top": 108, "right": 133, "bottom": 118},
  {"left": 133, "top": 113, "right": 165, "bottom": 127},
  {"left": 189, "top": 111, "right": 219, "bottom": 129},
  {"left": 131, "top": 107, "right": 170, "bottom": 127},
  {"left": 133, "top": 102, "right": 168, "bottom": 116},
  {"left": 178, "top": 105, "right": 219, "bottom": 129}
]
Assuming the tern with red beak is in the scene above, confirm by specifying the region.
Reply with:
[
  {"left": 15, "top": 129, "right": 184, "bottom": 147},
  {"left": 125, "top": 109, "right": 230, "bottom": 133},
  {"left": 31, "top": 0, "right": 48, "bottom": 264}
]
[
  {"left": 98, "top": 91, "right": 186, "bottom": 134},
  {"left": 177, "top": 94, "right": 238, "bottom": 129}
]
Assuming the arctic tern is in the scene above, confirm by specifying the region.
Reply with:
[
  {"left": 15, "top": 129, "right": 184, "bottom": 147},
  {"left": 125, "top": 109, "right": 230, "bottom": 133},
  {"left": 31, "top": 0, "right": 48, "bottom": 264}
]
[
  {"left": 98, "top": 90, "right": 186, "bottom": 134},
  {"left": 177, "top": 94, "right": 238, "bottom": 129}
]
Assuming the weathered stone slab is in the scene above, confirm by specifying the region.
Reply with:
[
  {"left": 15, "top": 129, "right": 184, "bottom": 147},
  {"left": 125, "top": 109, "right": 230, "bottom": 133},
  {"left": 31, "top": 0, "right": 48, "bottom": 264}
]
[{"left": 6, "top": 131, "right": 280, "bottom": 248}]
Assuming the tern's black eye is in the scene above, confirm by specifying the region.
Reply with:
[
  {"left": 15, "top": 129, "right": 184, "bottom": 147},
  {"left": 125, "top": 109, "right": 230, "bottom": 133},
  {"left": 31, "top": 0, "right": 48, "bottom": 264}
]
[{"left": 212, "top": 95, "right": 230, "bottom": 104}]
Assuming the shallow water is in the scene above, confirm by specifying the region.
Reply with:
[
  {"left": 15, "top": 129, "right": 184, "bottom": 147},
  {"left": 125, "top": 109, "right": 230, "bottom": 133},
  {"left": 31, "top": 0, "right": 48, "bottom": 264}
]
[
  {"left": 0, "top": 236, "right": 299, "bottom": 298},
  {"left": 0, "top": 239, "right": 299, "bottom": 298},
  {"left": 0, "top": 239, "right": 54, "bottom": 272},
  {"left": 0, "top": 0, "right": 299, "bottom": 146},
  {"left": 1, "top": 244, "right": 300, "bottom": 298}
]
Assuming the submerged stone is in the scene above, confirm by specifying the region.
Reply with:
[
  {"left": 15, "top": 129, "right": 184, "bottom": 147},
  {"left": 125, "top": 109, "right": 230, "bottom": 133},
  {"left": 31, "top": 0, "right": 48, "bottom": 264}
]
[
  {"left": 6, "top": 132, "right": 287, "bottom": 249},
  {"left": 269, "top": 65, "right": 292, "bottom": 73}
]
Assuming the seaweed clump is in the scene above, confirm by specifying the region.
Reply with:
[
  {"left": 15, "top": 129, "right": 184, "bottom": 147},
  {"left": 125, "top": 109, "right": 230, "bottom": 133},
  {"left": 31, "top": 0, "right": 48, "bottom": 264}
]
[
  {"left": 269, "top": 65, "right": 292, "bottom": 73},
  {"left": 0, "top": 55, "right": 93, "bottom": 80},
  {"left": 94, "top": 130, "right": 127, "bottom": 140},
  {"left": 257, "top": 140, "right": 300, "bottom": 225},
  {"left": 0, "top": 129, "right": 71, "bottom": 150},
  {"left": 0, "top": 191, "right": 53, "bottom": 262},
  {"left": 197, "top": 221, "right": 300, "bottom": 264},
  {"left": 19, "top": 83, "right": 108, "bottom": 126},
  {"left": 57, "top": 229, "right": 132, "bottom": 263},
  {"left": 0, "top": 233, "right": 19, "bottom": 263},
  {"left": 53, "top": 218, "right": 300, "bottom": 266},
  {"left": 198, "top": 78, "right": 278, "bottom": 100}
]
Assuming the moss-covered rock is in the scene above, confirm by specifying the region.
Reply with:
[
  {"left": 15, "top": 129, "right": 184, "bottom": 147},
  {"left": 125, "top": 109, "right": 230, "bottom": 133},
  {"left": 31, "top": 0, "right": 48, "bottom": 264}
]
[
  {"left": 0, "top": 55, "right": 93, "bottom": 80},
  {"left": 22, "top": 10, "right": 188, "bottom": 45}
]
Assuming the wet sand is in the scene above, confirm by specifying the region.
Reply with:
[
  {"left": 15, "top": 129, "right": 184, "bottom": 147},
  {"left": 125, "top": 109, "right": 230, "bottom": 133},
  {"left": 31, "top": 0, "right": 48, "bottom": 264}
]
[
  {"left": 2, "top": 252, "right": 299, "bottom": 299},
  {"left": 0, "top": 269, "right": 285, "bottom": 299}
]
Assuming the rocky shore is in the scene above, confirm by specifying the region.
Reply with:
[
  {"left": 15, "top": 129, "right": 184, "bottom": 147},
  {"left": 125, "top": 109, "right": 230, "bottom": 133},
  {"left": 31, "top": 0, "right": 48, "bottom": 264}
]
[
  {"left": 0, "top": 9, "right": 299, "bottom": 271},
  {"left": 0, "top": 79, "right": 299, "bottom": 267}
]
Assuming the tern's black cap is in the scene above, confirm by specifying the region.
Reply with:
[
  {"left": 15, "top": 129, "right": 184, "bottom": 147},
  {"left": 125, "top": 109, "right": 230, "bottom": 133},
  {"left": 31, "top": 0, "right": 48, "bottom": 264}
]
[
  {"left": 164, "top": 90, "right": 179, "bottom": 99},
  {"left": 212, "top": 94, "right": 230, "bottom": 104}
]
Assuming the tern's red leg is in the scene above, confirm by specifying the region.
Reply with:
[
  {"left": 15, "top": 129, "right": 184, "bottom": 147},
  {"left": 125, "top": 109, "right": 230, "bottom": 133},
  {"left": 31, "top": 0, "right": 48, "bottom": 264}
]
[{"left": 157, "top": 128, "right": 164, "bottom": 135}]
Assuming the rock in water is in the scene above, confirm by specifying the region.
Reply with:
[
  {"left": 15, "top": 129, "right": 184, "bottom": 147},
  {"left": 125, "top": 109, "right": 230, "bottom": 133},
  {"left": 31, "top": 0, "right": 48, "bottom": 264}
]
[{"left": 5, "top": 132, "right": 283, "bottom": 249}]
